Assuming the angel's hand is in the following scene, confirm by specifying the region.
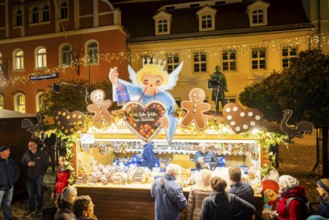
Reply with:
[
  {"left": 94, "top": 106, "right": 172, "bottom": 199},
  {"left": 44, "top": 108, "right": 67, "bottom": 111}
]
[
  {"left": 109, "top": 67, "right": 119, "bottom": 84},
  {"left": 161, "top": 117, "right": 169, "bottom": 128}
]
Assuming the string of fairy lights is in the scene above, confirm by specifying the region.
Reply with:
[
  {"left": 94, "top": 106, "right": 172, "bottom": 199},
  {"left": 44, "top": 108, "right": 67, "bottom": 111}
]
[{"left": 0, "top": 33, "right": 328, "bottom": 88}]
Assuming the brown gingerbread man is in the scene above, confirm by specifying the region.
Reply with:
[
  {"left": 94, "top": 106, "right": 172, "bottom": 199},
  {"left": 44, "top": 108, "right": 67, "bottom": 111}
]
[
  {"left": 87, "top": 89, "right": 113, "bottom": 124},
  {"left": 181, "top": 88, "right": 210, "bottom": 130}
]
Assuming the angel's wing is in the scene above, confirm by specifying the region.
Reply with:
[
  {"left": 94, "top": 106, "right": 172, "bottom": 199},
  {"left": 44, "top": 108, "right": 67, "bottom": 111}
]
[
  {"left": 157, "top": 61, "right": 184, "bottom": 91},
  {"left": 128, "top": 64, "right": 139, "bottom": 85}
]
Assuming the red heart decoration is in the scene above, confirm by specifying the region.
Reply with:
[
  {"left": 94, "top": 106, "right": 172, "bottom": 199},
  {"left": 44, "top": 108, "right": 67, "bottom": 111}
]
[
  {"left": 223, "top": 103, "right": 263, "bottom": 134},
  {"left": 123, "top": 101, "right": 166, "bottom": 142},
  {"left": 54, "top": 108, "right": 85, "bottom": 135}
]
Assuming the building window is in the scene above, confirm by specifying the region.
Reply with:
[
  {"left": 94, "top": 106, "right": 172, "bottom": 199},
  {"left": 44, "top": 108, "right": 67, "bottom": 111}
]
[
  {"left": 167, "top": 54, "right": 180, "bottom": 73},
  {"left": 43, "top": 6, "right": 49, "bottom": 21},
  {"left": 252, "top": 48, "right": 266, "bottom": 70},
  {"left": 222, "top": 50, "right": 236, "bottom": 71},
  {"left": 36, "top": 47, "right": 47, "bottom": 68},
  {"left": 32, "top": 7, "right": 39, "bottom": 23},
  {"left": 252, "top": 9, "right": 263, "bottom": 24},
  {"left": 0, "top": 95, "right": 4, "bottom": 109},
  {"left": 87, "top": 42, "right": 98, "bottom": 64},
  {"left": 14, "top": 50, "right": 24, "bottom": 70},
  {"left": 14, "top": 93, "right": 25, "bottom": 113},
  {"left": 61, "top": 44, "right": 72, "bottom": 66},
  {"left": 158, "top": 19, "right": 168, "bottom": 33},
  {"left": 60, "top": 2, "right": 68, "bottom": 19},
  {"left": 225, "top": 96, "right": 236, "bottom": 104},
  {"left": 16, "top": 10, "right": 22, "bottom": 26},
  {"left": 36, "top": 92, "right": 44, "bottom": 112},
  {"left": 194, "top": 52, "right": 207, "bottom": 73},
  {"left": 282, "top": 47, "right": 297, "bottom": 68},
  {"left": 201, "top": 14, "right": 213, "bottom": 29}
]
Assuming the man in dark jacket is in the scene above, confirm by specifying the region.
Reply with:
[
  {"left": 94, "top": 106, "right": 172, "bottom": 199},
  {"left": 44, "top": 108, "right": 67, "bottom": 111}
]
[
  {"left": 151, "top": 164, "right": 187, "bottom": 220},
  {"left": 0, "top": 145, "right": 20, "bottom": 220},
  {"left": 21, "top": 139, "right": 49, "bottom": 217},
  {"left": 141, "top": 142, "right": 157, "bottom": 170}
]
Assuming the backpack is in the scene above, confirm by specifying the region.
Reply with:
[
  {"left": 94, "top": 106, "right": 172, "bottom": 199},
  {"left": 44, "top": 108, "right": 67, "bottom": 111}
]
[{"left": 286, "top": 196, "right": 313, "bottom": 219}]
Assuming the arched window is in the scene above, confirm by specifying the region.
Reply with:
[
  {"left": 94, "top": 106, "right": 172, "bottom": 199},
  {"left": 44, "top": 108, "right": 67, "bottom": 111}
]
[
  {"left": 43, "top": 6, "right": 49, "bottom": 21},
  {"left": 60, "top": 2, "right": 68, "bottom": 19},
  {"left": 36, "top": 47, "right": 47, "bottom": 68},
  {"left": 14, "top": 93, "right": 25, "bottom": 113},
  {"left": 14, "top": 49, "right": 24, "bottom": 70},
  {"left": 16, "top": 10, "right": 22, "bottom": 26},
  {"left": 32, "top": 7, "right": 39, "bottom": 23},
  {"left": 36, "top": 92, "right": 44, "bottom": 112},
  {"left": 61, "top": 44, "right": 72, "bottom": 65},
  {"left": 0, "top": 95, "right": 4, "bottom": 109},
  {"left": 87, "top": 41, "right": 98, "bottom": 64}
]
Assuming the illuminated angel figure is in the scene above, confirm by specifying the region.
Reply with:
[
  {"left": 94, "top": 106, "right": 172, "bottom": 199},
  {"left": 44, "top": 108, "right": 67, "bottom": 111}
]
[{"left": 109, "top": 58, "right": 183, "bottom": 143}]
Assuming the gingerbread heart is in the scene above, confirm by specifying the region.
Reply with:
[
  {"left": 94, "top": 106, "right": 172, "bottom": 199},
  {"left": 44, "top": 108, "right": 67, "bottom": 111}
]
[
  {"left": 54, "top": 108, "right": 85, "bottom": 135},
  {"left": 123, "top": 101, "right": 166, "bottom": 142},
  {"left": 223, "top": 103, "right": 263, "bottom": 134}
]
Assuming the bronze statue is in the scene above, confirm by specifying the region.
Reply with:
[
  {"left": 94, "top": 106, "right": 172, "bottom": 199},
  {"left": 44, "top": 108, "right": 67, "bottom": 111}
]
[{"left": 210, "top": 66, "right": 228, "bottom": 113}]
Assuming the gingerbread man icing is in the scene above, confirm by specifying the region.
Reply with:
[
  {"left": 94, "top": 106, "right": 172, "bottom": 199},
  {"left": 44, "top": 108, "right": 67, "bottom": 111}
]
[
  {"left": 87, "top": 89, "right": 113, "bottom": 124},
  {"left": 181, "top": 88, "right": 210, "bottom": 130}
]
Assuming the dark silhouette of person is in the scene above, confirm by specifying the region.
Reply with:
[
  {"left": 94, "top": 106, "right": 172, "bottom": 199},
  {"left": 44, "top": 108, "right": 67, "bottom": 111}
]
[{"left": 210, "top": 66, "right": 228, "bottom": 113}]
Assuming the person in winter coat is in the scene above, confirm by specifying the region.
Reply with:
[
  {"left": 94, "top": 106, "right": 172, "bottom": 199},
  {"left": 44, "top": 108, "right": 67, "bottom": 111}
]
[
  {"left": 72, "top": 195, "right": 98, "bottom": 220},
  {"left": 0, "top": 146, "right": 20, "bottom": 220},
  {"left": 186, "top": 169, "right": 212, "bottom": 220},
  {"left": 151, "top": 164, "right": 187, "bottom": 220},
  {"left": 51, "top": 155, "right": 70, "bottom": 200},
  {"left": 307, "top": 178, "right": 329, "bottom": 220},
  {"left": 140, "top": 142, "right": 157, "bottom": 170},
  {"left": 55, "top": 185, "right": 77, "bottom": 220},
  {"left": 277, "top": 175, "right": 308, "bottom": 220},
  {"left": 199, "top": 176, "right": 256, "bottom": 220}
]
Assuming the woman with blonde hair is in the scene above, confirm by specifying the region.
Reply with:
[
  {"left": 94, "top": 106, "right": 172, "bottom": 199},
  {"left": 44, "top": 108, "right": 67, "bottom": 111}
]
[
  {"left": 55, "top": 185, "right": 77, "bottom": 220},
  {"left": 186, "top": 169, "right": 212, "bottom": 220}
]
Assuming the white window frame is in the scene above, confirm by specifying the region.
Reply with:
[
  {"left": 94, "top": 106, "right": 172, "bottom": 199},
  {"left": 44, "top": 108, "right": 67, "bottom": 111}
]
[
  {"left": 247, "top": 1, "right": 269, "bottom": 27},
  {"left": 14, "top": 93, "right": 26, "bottom": 113},
  {"left": 222, "top": 50, "right": 237, "bottom": 71},
  {"left": 16, "top": 10, "right": 23, "bottom": 26},
  {"left": 153, "top": 11, "right": 172, "bottom": 35},
  {"left": 193, "top": 52, "right": 207, "bottom": 73},
  {"left": 167, "top": 54, "right": 180, "bottom": 73},
  {"left": 197, "top": 6, "right": 217, "bottom": 31},
  {"left": 35, "top": 47, "right": 47, "bottom": 68},
  {"left": 86, "top": 41, "right": 99, "bottom": 64},
  {"left": 60, "top": 2, "right": 68, "bottom": 19},
  {"left": 36, "top": 92, "right": 44, "bottom": 112},
  {"left": 31, "top": 7, "right": 39, "bottom": 23},
  {"left": 251, "top": 48, "right": 266, "bottom": 70},
  {"left": 0, "top": 95, "right": 4, "bottom": 109},
  {"left": 43, "top": 5, "right": 50, "bottom": 22},
  {"left": 60, "top": 44, "right": 72, "bottom": 66},
  {"left": 13, "top": 49, "right": 24, "bottom": 71},
  {"left": 282, "top": 47, "right": 297, "bottom": 68}
]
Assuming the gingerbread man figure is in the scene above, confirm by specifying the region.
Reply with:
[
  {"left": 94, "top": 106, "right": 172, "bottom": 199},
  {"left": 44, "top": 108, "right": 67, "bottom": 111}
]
[
  {"left": 181, "top": 88, "right": 210, "bottom": 130},
  {"left": 87, "top": 89, "right": 113, "bottom": 124}
]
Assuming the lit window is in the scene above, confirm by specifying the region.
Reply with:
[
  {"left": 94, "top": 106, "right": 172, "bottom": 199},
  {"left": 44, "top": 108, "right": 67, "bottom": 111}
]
[
  {"left": 222, "top": 50, "right": 236, "bottom": 71},
  {"left": 32, "top": 7, "right": 38, "bottom": 23},
  {"left": 14, "top": 50, "right": 24, "bottom": 70},
  {"left": 252, "top": 9, "right": 263, "bottom": 24},
  {"left": 201, "top": 14, "right": 212, "bottom": 29},
  {"left": 36, "top": 92, "right": 44, "bottom": 112},
  {"left": 16, "top": 10, "right": 22, "bottom": 26},
  {"left": 36, "top": 47, "right": 47, "bottom": 68},
  {"left": 251, "top": 48, "right": 266, "bottom": 70},
  {"left": 60, "top": 2, "right": 68, "bottom": 19},
  {"left": 87, "top": 42, "right": 98, "bottom": 64},
  {"left": 43, "top": 6, "right": 49, "bottom": 21},
  {"left": 0, "top": 95, "right": 4, "bottom": 109},
  {"left": 282, "top": 47, "right": 297, "bottom": 68},
  {"left": 158, "top": 19, "right": 168, "bottom": 33},
  {"left": 61, "top": 45, "right": 72, "bottom": 66},
  {"left": 14, "top": 93, "right": 25, "bottom": 113},
  {"left": 194, "top": 52, "right": 207, "bottom": 73},
  {"left": 167, "top": 54, "right": 180, "bottom": 73}
]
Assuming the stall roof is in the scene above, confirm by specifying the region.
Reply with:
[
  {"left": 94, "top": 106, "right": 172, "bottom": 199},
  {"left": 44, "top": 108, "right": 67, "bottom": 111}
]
[{"left": 0, "top": 109, "right": 35, "bottom": 119}]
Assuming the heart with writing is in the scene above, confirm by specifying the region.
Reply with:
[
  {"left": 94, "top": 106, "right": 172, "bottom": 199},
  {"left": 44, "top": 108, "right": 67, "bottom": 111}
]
[
  {"left": 54, "top": 108, "right": 85, "bottom": 135},
  {"left": 223, "top": 103, "right": 263, "bottom": 134},
  {"left": 123, "top": 101, "right": 166, "bottom": 142}
]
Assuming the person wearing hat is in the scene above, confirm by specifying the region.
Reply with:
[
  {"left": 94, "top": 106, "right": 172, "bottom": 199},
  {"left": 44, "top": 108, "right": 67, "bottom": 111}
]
[
  {"left": 277, "top": 175, "right": 308, "bottom": 220},
  {"left": 306, "top": 178, "right": 329, "bottom": 220},
  {"left": 0, "top": 145, "right": 20, "bottom": 220},
  {"left": 55, "top": 185, "right": 78, "bottom": 220},
  {"left": 21, "top": 139, "right": 49, "bottom": 217}
]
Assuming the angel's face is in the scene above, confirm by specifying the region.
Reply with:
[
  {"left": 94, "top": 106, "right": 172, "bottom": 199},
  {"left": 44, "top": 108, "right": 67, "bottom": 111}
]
[{"left": 142, "top": 75, "right": 164, "bottom": 88}]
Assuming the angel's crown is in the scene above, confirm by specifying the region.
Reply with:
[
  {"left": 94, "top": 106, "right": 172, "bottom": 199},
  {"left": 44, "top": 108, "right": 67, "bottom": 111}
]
[{"left": 143, "top": 58, "right": 167, "bottom": 71}]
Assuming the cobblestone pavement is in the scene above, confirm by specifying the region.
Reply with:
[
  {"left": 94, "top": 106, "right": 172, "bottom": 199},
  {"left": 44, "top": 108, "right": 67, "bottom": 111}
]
[{"left": 0, "top": 132, "right": 321, "bottom": 220}]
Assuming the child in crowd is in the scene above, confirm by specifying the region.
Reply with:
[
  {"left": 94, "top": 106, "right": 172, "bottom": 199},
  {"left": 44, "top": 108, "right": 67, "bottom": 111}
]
[
  {"left": 51, "top": 155, "right": 70, "bottom": 200},
  {"left": 307, "top": 178, "right": 329, "bottom": 220},
  {"left": 72, "top": 195, "right": 98, "bottom": 220}
]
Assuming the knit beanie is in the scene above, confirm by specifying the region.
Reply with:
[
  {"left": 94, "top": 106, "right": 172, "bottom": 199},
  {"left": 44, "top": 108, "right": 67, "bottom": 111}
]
[
  {"left": 262, "top": 179, "right": 279, "bottom": 193},
  {"left": 318, "top": 178, "right": 329, "bottom": 192},
  {"left": 279, "top": 175, "right": 299, "bottom": 192},
  {"left": 0, "top": 146, "right": 10, "bottom": 152},
  {"left": 61, "top": 185, "right": 76, "bottom": 202}
]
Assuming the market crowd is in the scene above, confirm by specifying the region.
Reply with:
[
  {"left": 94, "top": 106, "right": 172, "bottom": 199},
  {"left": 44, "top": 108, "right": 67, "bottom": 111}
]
[{"left": 1, "top": 142, "right": 329, "bottom": 220}]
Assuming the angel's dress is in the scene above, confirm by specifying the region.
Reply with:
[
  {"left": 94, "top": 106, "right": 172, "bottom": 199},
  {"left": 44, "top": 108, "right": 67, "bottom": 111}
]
[{"left": 112, "top": 81, "right": 178, "bottom": 143}]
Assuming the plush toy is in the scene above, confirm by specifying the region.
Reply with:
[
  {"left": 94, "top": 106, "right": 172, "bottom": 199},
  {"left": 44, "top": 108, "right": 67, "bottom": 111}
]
[{"left": 261, "top": 179, "right": 280, "bottom": 219}]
